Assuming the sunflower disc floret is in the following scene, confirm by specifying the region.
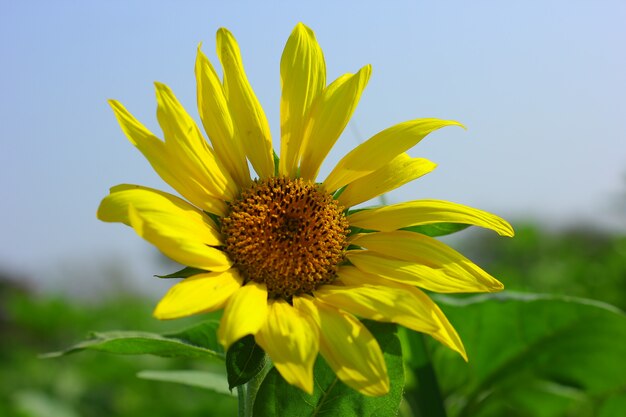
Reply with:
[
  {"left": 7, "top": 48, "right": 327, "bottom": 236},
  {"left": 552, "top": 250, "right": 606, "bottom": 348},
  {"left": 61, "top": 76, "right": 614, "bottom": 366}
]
[{"left": 222, "top": 177, "right": 349, "bottom": 299}]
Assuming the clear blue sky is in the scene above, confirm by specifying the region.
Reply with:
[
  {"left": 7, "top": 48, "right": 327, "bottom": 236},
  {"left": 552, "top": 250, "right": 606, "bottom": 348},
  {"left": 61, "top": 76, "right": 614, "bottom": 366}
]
[{"left": 1, "top": 1, "right": 625, "bottom": 292}]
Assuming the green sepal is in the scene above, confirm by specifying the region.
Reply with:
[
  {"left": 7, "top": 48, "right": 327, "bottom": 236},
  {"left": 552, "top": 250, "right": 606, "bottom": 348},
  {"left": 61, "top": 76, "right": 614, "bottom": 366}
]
[
  {"left": 401, "top": 222, "right": 471, "bottom": 237},
  {"left": 253, "top": 321, "right": 404, "bottom": 416},
  {"left": 348, "top": 219, "right": 471, "bottom": 238},
  {"left": 273, "top": 150, "right": 280, "bottom": 176},
  {"left": 226, "top": 335, "right": 267, "bottom": 389},
  {"left": 333, "top": 184, "right": 347, "bottom": 200},
  {"left": 155, "top": 266, "right": 208, "bottom": 279},
  {"left": 205, "top": 211, "right": 222, "bottom": 227},
  {"left": 346, "top": 207, "right": 376, "bottom": 215},
  {"left": 348, "top": 226, "right": 376, "bottom": 237}
]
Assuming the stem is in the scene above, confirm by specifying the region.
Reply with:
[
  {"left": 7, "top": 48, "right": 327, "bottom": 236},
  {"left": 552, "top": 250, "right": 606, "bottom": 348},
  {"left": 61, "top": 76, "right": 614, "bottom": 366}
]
[
  {"left": 244, "top": 366, "right": 265, "bottom": 416},
  {"left": 401, "top": 329, "right": 448, "bottom": 417},
  {"left": 236, "top": 385, "right": 246, "bottom": 417},
  {"left": 238, "top": 355, "right": 271, "bottom": 417}
]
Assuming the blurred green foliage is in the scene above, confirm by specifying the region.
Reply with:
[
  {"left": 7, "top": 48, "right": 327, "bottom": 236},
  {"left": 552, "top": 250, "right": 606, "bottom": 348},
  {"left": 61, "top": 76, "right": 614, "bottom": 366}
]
[
  {"left": 1, "top": 222, "right": 625, "bottom": 417},
  {"left": 428, "top": 292, "right": 626, "bottom": 417},
  {"left": 0, "top": 280, "right": 236, "bottom": 417},
  {"left": 460, "top": 223, "right": 626, "bottom": 310}
]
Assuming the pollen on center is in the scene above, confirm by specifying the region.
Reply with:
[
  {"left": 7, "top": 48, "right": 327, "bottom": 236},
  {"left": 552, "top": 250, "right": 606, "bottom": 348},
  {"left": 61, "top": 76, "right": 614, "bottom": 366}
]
[{"left": 221, "top": 177, "right": 350, "bottom": 299}]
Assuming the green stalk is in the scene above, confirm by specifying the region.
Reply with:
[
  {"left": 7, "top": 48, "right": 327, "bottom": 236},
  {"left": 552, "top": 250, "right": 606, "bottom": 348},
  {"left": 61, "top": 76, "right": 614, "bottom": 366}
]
[
  {"left": 236, "top": 384, "right": 246, "bottom": 417},
  {"left": 237, "top": 355, "right": 271, "bottom": 417}
]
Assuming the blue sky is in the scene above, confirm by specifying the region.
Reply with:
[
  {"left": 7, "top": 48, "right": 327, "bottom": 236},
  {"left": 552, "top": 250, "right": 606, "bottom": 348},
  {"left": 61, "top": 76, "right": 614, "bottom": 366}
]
[{"left": 1, "top": 1, "right": 625, "bottom": 292}]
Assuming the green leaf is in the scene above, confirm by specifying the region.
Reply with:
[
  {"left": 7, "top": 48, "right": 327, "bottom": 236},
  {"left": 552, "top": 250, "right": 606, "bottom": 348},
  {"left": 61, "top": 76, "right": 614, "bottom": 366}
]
[
  {"left": 402, "top": 223, "right": 470, "bottom": 237},
  {"left": 155, "top": 266, "right": 207, "bottom": 279},
  {"left": 166, "top": 319, "right": 223, "bottom": 353},
  {"left": 226, "top": 335, "right": 267, "bottom": 389},
  {"left": 13, "top": 390, "right": 81, "bottom": 417},
  {"left": 253, "top": 321, "right": 404, "bottom": 417},
  {"left": 430, "top": 292, "right": 626, "bottom": 417},
  {"left": 399, "top": 329, "right": 448, "bottom": 417},
  {"left": 137, "top": 369, "right": 234, "bottom": 396},
  {"left": 598, "top": 392, "right": 626, "bottom": 417},
  {"left": 44, "top": 320, "right": 224, "bottom": 360}
]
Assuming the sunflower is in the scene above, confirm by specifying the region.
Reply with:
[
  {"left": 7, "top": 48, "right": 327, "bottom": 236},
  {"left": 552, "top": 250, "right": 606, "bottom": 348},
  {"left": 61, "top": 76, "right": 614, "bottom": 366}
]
[{"left": 97, "top": 23, "right": 513, "bottom": 396}]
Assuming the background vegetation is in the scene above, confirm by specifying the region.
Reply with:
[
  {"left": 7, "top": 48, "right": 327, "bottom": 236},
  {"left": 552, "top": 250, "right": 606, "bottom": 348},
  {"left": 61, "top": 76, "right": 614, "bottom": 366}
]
[{"left": 1, "top": 221, "right": 625, "bottom": 416}]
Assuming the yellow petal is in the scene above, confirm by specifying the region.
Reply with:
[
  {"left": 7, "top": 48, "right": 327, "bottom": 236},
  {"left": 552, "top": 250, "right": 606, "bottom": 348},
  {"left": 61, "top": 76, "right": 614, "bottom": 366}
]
[
  {"left": 348, "top": 231, "right": 504, "bottom": 293},
  {"left": 127, "top": 205, "right": 232, "bottom": 271},
  {"left": 279, "top": 23, "right": 326, "bottom": 177},
  {"left": 217, "top": 28, "right": 274, "bottom": 179},
  {"left": 294, "top": 295, "right": 389, "bottom": 396},
  {"left": 299, "top": 65, "right": 372, "bottom": 182},
  {"left": 338, "top": 154, "right": 436, "bottom": 208},
  {"left": 320, "top": 265, "right": 467, "bottom": 360},
  {"left": 218, "top": 282, "right": 268, "bottom": 350},
  {"left": 153, "top": 270, "right": 243, "bottom": 319},
  {"left": 108, "top": 99, "right": 228, "bottom": 216},
  {"left": 195, "top": 46, "right": 251, "bottom": 188},
  {"left": 323, "top": 118, "right": 463, "bottom": 193},
  {"left": 255, "top": 300, "right": 319, "bottom": 394},
  {"left": 322, "top": 268, "right": 437, "bottom": 334},
  {"left": 97, "top": 184, "right": 222, "bottom": 246},
  {"left": 154, "top": 82, "right": 238, "bottom": 201},
  {"left": 347, "top": 199, "right": 514, "bottom": 236}
]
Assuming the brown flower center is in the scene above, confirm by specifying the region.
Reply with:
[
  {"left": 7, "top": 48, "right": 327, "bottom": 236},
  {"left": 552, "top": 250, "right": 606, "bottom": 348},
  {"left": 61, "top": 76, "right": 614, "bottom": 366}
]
[{"left": 221, "top": 177, "right": 349, "bottom": 299}]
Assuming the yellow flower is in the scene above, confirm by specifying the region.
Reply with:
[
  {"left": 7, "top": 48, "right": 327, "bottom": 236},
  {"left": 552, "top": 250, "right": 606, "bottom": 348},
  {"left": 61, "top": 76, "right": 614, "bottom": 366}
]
[{"left": 97, "top": 23, "right": 513, "bottom": 396}]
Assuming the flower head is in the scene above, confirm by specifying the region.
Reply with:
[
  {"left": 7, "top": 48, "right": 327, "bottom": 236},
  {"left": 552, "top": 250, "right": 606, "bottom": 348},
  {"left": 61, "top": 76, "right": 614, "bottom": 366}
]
[{"left": 98, "top": 23, "right": 513, "bottom": 396}]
